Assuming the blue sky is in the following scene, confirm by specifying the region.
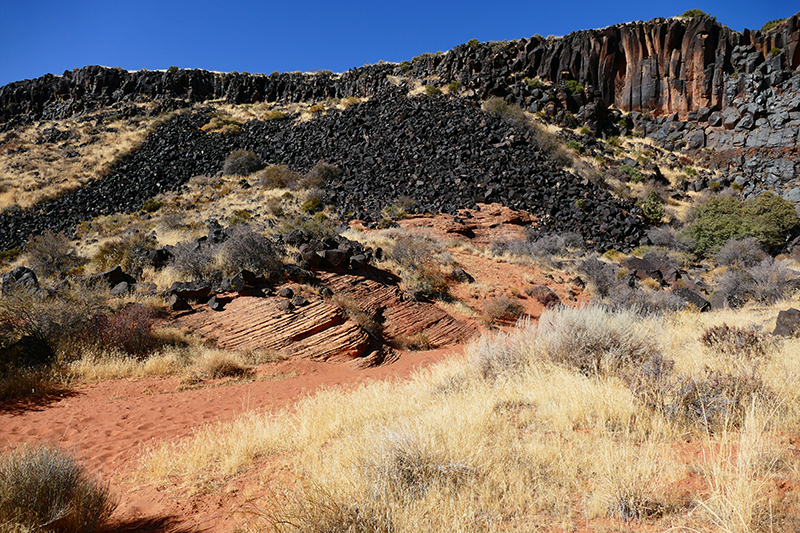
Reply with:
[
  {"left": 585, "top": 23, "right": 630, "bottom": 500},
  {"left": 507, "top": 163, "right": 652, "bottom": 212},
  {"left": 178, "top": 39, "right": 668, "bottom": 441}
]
[{"left": 0, "top": 1, "right": 793, "bottom": 88}]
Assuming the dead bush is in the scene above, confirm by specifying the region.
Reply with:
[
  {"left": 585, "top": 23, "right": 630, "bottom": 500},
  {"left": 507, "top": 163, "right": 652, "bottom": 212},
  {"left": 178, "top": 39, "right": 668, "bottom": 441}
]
[
  {"left": 84, "top": 303, "right": 161, "bottom": 357},
  {"left": 258, "top": 164, "right": 303, "bottom": 189},
  {"left": 0, "top": 443, "right": 116, "bottom": 533},
  {"left": 218, "top": 226, "right": 283, "bottom": 279},
  {"left": 700, "top": 324, "right": 776, "bottom": 359},
  {"left": 223, "top": 149, "right": 263, "bottom": 176},
  {"left": 662, "top": 369, "right": 772, "bottom": 431},
  {"left": 714, "top": 237, "right": 767, "bottom": 267},
  {"left": 168, "top": 240, "right": 217, "bottom": 282},
  {"left": 713, "top": 258, "right": 798, "bottom": 308},
  {"left": 24, "top": 230, "right": 85, "bottom": 279}
]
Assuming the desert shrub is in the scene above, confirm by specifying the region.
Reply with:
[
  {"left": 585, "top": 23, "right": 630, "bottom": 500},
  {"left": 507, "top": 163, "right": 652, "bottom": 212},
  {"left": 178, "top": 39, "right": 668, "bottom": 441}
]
[
  {"left": 530, "top": 123, "right": 572, "bottom": 166},
  {"left": 194, "top": 350, "right": 253, "bottom": 379},
  {"left": 483, "top": 296, "right": 524, "bottom": 324},
  {"left": 84, "top": 303, "right": 160, "bottom": 357},
  {"left": 527, "top": 231, "right": 583, "bottom": 257},
  {"left": 565, "top": 140, "right": 582, "bottom": 153},
  {"left": 0, "top": 443, "right": 116, "bottom": 533},
  {"left": 714, "top": 237, "right": 766, "bottom": 267},
  {"left": 687, "top": 192, "right": 800, "bottom": 256},
  {"left": 770, "top": 47, "right": 782, "bottom": 57},
  {"left": 387, "top": 234, "right": 440, "bottom": 268},
  {"left": 332, "top": 294, "right": 384, "bottom": 339},
  {"left": 218, "top": 226, "right": 283, "bottom": 279},
  {"left": 680, "top": 8, "right": 708, "bottom": 18},
  {"left": 0, "top": 281, "right": 107, "bottom": 370},
  {"left": 535, "top": 306, "right": 667, "bottom": 377},
  {"left": 258, "top": 164, "right": 303, "bottom": 189},
  {"left": 482, "top": 97, "right": 527, "bottom": 126},
  {"left": 646, "top": 226, "right": 694, "bottom": 252},
  {"left": 142, "top": 198, "right": 162, "bottom": 212},
  {"left": 301, "top": 196, "right": 324, "bottom": 214},
  {"left": 92, "top": 233, "right": 158, "bottom": 271},
  {"left": 700, "top": 324, "right": 775, "bottom": 359},
  {"left": 24, "top": 231, "right": 84, "bottom": 279},
  {"left": 447, "top": 81, "right": 461, "bottom": 93},
  {"left": 362, "top": 427, "right": 475, "bottom": 501},
  {"left": 605, "top": 285, "right": 687, "bottom": 316},
  {"left": 405, "top": 263, "right": 450, "bottom": 300},
  {"left": 303, "top": 161, "right": 341, "bottom": 189},
  {"left": 620, "top": 164, "right": 643, "bottom": 183},
  {"left": 576, "top": 255, "right": 619, "bottom": 298},
  {"left": 564, "top": 80, "right": 584, "bottom": 94},
  {"left": 761, "top": 18, "right": 785, "bottom": 32},
  {"left": 740, "top": 192, "right": 800, "bottom": 250},
  {"left": 713, "top": 258, "right": 797, "bottom": 308},
  {"left": 390, "top": 331, "right": 433, "bottom": 351},
  {"left": 341, "top": 96, "right": 360, "bottom": 108},
  {"left": 167, "top": 65, "right": 179, "bottom": 73},
  {"left": 223, "top": 149, "right": 263, "bottom": 176},
  {"left": 263, "top": 109, "right": 288, "bottom": 121},
  {"left": 639, "top": 190, "right": 665, "bottom": 225},
  {"left": 524, "top": 76, "right": 544, "bottom": 89},
  {"left": 423, "top": 85, "right": 441, "bottom": 96},
  {"left": 663, "top": 369, "right": 770, "bottom": 430},
  {"left": 168, "top": 240, "right": 216, "bottom": 281}
]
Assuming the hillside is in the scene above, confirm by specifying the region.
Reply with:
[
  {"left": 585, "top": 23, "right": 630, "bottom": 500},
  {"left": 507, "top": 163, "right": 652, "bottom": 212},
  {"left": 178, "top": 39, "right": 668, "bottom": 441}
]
[{"left": 2, "top": 8, "right": 800, "bottom": 533}]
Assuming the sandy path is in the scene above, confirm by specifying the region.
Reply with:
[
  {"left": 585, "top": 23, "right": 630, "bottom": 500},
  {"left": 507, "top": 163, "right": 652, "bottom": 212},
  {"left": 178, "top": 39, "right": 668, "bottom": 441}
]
[{"left": 1, "top": 347, "right": 461, "bottom": 532}]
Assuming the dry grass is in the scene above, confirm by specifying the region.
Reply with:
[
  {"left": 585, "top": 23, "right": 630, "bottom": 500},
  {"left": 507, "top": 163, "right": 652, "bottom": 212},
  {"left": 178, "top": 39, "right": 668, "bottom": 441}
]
[
  {"left": 0, "top": 110, "right": 154, "bottom": 209},
  {"left": 138, "top": 298, "right": 800, "bottom": 531}
]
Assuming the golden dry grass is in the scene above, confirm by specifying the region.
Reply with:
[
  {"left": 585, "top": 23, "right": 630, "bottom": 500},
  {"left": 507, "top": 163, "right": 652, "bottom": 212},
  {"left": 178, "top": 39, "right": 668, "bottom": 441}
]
[
  {"left": 0, "top": 110, "right": 156, "bottom": 209},
  {"left": 139, "top": 299, "right": 800, "bottom": 532}
]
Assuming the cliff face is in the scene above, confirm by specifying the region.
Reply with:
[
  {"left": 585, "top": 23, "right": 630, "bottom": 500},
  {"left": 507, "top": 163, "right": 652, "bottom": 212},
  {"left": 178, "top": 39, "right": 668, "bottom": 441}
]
[
  {"left": 411, "top": 12, "right": 800, "bottom": 119},
  {"left": 2, "top": 12, "right": 799, "bottom": 126}
]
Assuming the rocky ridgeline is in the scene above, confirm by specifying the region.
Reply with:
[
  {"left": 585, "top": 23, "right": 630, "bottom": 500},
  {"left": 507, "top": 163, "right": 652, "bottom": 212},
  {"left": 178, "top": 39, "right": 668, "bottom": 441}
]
[
  {"left": 2, "top": 13, "right": 798, "bottom": 124},
  {"left": 0, "top": 86, "right": 646, "bottom": 252}
]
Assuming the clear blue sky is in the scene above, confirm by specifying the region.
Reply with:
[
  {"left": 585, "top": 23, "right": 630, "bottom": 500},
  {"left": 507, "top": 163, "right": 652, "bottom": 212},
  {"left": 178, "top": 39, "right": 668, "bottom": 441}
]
[{"left": 0, "top": 1, "right": 794, "bottom": 88}]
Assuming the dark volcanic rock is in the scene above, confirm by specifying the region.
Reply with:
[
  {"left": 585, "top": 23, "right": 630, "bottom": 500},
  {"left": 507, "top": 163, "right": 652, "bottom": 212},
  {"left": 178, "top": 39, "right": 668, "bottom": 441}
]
[{"left": 773, "top": 307, "right": 800, "bottom": 336}]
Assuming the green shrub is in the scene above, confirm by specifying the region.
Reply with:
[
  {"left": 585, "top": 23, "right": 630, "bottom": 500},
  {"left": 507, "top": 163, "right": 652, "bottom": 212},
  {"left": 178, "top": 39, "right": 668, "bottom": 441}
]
[
  {"left": 771, "top": 47, "right": 782, "bottom": 57},
  {"left": 466, "top": 39, "right": 480, "bottom": 49},
  {"left": 687, "top": 191, "right": 800, "bottom": 255},
  {"left": 620, "top": 164, "right": 643, "bottom": 183},
  {"left": 447, "top": 81, "right": 461, "bottom": 93},
  {"left": 142, "top": 198, "right": 162, "bottom": 212},
  {"left": 741, "top": 192, "right": 800, "bottom": 250},
  {"left": 223, "top": 149, "right": 263, "bottom": 176},
  {"left": 398, "top": 61, "right": 412, "bottom": 73},
  {"left": 680, "top": 9, "right": 708, "bottom": 18},
  {"left": 0, "top": 443, "right": 116, "bottom": 533},
  {"left": 639, "top": 190, "right": 665, "bottom": 225},
  {"left": 761, "top": 18, "right": 785, "bottom": 32},
  {"left": 167, "top": 65, "right": 179, "bottom": 73},
  {"left": 301, "top": 196, "right": 324, "bottom": 214},
  {"left": 524, "top": 76, "right": 545, "bottom": 89},
  {"left": 565, "top": 140, "right": 582, "bottom": 153},
  {"left": 564, "top": 80, "right": 584, "bottom": 95},
  {"left": 683, "top": 166, "right": 697, "bottom": 177},
  {"left": 424, "top": 85, "right": 442, "bottom": 96},
  {"left": 263, "top": 109, "right": 288, "bottom": 121}
]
